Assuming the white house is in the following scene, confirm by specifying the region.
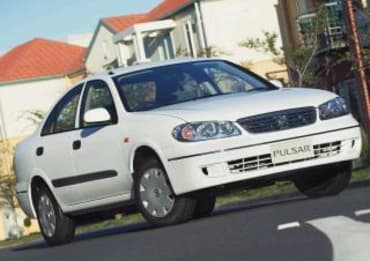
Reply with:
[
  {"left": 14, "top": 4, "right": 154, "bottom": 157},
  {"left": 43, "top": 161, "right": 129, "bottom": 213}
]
[
  {"left": 85, "top": 0, "right": 286, "bottom": 80},
  {"left": 0, "top": 38, "right": 86, "bottom": 140}
]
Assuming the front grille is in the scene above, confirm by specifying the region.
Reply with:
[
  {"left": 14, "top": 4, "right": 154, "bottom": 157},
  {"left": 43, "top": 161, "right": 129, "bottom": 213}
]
[
  {"left": 237, "top": 107, "right": 317, "bottom": 134},
  {"left": 314, "top": 141, "right": 341, "bottom": 158},
  {"left": 228, "top": 141, "right": 342, "bottom": 174}
]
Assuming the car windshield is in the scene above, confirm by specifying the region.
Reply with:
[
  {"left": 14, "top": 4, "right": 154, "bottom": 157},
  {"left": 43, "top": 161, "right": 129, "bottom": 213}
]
[{"left": 113, "top": 60, "right": 276, "bottom": 112}]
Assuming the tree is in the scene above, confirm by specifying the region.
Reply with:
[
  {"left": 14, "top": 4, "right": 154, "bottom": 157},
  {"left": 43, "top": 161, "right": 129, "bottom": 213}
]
[
  {"left": 342, "top": 0, "right": 370, "bottom": 141},
  {"left": 176, "top": 45, "right": 226, "bottom": 58},
  {"left": 0, "top": 140, "right": 16, "bottom": 209},
  {"left": 240, "top": 32, "right": 317, "bottom": 86},
  {"left": 0, "top": 110, "right": 45, "bottom": 206},
  {"left": 0, "top": 109, "right": 45, "bottom": 239},
  {"left": 197, "top": 46, "right": 226, "bottom": 58},
  {"left": 19, "top": 110, "right": 45, "bottom": 127},
  {"left": 240, "top": 4, "right": 335, "bottom": 86}
]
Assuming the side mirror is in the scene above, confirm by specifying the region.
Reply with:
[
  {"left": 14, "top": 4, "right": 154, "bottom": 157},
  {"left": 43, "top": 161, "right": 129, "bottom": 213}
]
[
  {"left": 270, "top": 80, "right": 284, "bottom": 89},
  {"left": 84, "top": 108, "right": 111, "bottom": 124}
]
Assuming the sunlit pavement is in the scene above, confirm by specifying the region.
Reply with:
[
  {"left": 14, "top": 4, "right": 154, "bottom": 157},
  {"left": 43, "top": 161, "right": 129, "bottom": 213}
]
[{"left": 2, "top": 181, "right": 370, "bottom": 261}]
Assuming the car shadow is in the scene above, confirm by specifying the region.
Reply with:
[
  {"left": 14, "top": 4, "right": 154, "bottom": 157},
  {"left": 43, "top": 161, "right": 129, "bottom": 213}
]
[
  {"left": 13, "top": 193, "right": 308, "bottom": 251},
  {"left": 12, "top": 179, "right": 370, "bottom": 252},
  {"left": 348, "top": 178, "right": 370, "bottom": 189},
  {"left": 213, "top": 191, "right": 307, "bottom": 217},
  {"left": 12, "top": 194, "right": 306, "bottom": 251},
  {"left": 214, "top": 179, "right": 370, "bottom": 217},
  {"left": 12, "top": 222, "right": 151, "bottom": 251}
]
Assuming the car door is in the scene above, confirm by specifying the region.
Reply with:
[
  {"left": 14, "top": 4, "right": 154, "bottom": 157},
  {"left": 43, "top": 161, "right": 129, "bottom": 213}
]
[
  {"left": 71, "top": 79, "right": 131, "bottom": 202},
  {"left": 35, "top": 84, "right": 84, "bottom": 206}
]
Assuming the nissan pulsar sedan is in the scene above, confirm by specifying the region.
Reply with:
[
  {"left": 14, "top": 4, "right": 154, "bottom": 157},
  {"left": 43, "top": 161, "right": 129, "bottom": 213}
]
[{"left": 14, "top": 58, "right": 361, "bottom": 245}]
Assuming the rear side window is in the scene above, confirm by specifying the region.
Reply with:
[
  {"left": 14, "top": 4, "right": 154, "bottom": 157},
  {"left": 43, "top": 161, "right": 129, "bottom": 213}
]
[{"left": 41, "top": 84, "right": 83, "bottom": 135}]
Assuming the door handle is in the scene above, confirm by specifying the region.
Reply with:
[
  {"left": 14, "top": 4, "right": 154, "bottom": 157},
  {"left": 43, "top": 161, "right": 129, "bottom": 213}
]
[
  {"left": 73, "top": 140, "right": 81, "bottom": 150},
  {"left": 36, "top": 147, "right": 44, "bottom": 156}
]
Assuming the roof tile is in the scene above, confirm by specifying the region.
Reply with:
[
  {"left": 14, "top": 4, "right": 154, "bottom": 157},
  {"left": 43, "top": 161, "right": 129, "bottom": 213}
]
[
  {"left": 147, "top": 0, "right": 192, "bottom": 20},
  {"left": 0, "top": 38, "right": 86, "bottom": 83},
  {"left": 102, "top": 14, "right": 147, "bottom": 32},
  {"left": 102, "top": 0, "right": 192, "bottom": 33}
]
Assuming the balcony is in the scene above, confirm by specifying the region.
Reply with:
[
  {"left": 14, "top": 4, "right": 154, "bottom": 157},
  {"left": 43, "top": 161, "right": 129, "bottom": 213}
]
[
  {"left": 297, "top": 1, "right": 369, "bottom": 54},
  {"left": 297, "top": 1, "right": 346, "bottom": 53}
]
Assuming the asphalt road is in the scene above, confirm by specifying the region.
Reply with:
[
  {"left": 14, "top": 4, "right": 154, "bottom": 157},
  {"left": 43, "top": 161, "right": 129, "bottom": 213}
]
[{"left": 2, "top": 181, "right": 370, "bottom": 261}]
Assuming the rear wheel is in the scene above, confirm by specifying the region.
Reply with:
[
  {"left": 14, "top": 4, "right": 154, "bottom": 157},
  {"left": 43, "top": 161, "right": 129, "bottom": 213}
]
[
  {"left": 134, "top": 158, "right": 196, "bottom": 226},
  {"left": 193, "top": 190, "right": 216, "bottom": 218},
  {"left": 293, "top": 162, "right": 352, "bottom": 198},
  {"left": 35, "top": 185, "right": 75, "bottom": 246}
]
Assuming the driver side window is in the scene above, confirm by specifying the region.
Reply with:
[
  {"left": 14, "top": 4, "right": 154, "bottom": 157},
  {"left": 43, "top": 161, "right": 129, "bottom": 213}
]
[{"left": 80, "top": 80, "right": 118, "bottom": 128}]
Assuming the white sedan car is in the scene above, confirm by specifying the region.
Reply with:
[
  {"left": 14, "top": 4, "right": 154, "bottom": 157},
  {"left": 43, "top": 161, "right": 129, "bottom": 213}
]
[{"left": 15, "top": 58, "right": 361, "bottom": 245}]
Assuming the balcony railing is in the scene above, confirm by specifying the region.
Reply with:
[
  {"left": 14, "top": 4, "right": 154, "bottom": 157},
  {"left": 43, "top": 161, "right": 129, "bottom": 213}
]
[
  {"left": 297, "top": 1, "right": 369, "bottom": 53},
  {"left": 297, "top": 1, "right": 346, "bottom": 52}
]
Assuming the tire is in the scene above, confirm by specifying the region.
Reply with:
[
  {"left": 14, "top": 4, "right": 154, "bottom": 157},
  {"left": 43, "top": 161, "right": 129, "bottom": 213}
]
[
  {"left": 293, "top": 161, "right": 352, "bottom": 198},
  {"left": 134, "top": 158, "right": 196, "bottom": 226},
  {"left": 35, "top": 185, "right": 76, "bottom": 246},
  {"left": 193, "top": 190, "right": 216, "bottom": 218}
]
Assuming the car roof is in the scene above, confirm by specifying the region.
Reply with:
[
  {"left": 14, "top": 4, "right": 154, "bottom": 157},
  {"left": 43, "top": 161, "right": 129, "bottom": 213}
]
[{"left": 87, "top": 58, "right": 225, "bottom": 80}]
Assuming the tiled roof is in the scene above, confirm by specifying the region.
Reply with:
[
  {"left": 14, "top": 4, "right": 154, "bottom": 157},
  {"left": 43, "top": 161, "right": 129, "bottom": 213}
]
[
  {"left": 0, "top": 38, "right": 86, "bottom": 83},
  {"left": 102, "top": 0, "right": 192, "bottom": 33},
  {"left": 102, "top": 14, "right": 147, "bottom": 33},
  {"left": 147, "top": 0, "right": 192, "bottom": 20}
]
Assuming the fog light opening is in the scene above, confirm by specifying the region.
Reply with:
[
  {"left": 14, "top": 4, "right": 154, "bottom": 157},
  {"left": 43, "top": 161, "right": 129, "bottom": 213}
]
[{"left": 202, "top": 167, "right": 209, "bottom": 176}]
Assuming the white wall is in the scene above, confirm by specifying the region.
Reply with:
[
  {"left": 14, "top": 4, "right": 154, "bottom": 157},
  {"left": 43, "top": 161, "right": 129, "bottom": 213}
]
[
  {"left": 85, "top": 25, "right": 118, "bottom": 73},
  {"left": 171, "top": 6, "right": 202, "bottom": 57},
  {"left": 117, "top": 41, "right": 137, "bottom": 66},
  {"left": 0, "top": 77, "right": 68, "bottom": 139},
  {"left": 0, "top": 207, "right": 27, "bottom": 240},
  {"left": 200, "top": 0, "right": 282, "bottom": 63}
]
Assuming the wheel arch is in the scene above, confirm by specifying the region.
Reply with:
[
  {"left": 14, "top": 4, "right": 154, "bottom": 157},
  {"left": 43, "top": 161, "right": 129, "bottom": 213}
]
[
  {"left": 130, "top": 144, "right": 179, "bottom": 197},
  {"left": 29, "top": 174, "right": 60, "bottom": 217},
  {"left": 131, "top": 145, "right": 167, "bottom": 174}
]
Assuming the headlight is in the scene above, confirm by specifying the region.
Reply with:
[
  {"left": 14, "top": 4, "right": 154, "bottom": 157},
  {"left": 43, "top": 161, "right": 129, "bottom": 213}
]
[
  {"left": 172, "top": 121, "right": 241, "bottom": 142},
  {"left": 319, "top": 97, "right": 349, "bottom": 120}
]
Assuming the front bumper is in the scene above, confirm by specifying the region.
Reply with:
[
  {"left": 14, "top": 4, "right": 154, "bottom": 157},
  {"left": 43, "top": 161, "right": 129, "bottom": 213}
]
[
  {"left": 16, "top": 182, "right": 35, "bottom": 218},
  {"left": 164, "top": 125, "right": 362, "bottom": 195}
]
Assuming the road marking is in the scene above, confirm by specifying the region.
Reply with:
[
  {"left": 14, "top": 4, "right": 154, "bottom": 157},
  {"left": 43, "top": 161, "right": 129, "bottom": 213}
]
[
  {"left": 307, "top": 216, "right": 370, "bottom": 261},
  {"left": 354, "top": 209, "right": 370, "bottom": 217},
  {"left": 277, "top": 221, "right": 300, "bottom": 231}
]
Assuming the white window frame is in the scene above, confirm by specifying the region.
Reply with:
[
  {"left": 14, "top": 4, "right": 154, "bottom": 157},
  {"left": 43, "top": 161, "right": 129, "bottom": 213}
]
[{"left": 183, "top": 21, "right": 197, "bottom": 58}]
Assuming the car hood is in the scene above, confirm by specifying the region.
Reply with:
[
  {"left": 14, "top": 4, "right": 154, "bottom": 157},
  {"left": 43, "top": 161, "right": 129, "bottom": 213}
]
[{"left": 145, "top": 88, "right": 336, "bottom": 122}]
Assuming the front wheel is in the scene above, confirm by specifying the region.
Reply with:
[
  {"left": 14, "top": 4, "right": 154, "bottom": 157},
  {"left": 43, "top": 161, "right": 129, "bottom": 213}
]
[
  {"left": 293, "top": 162, "right": 352, "bottom": 198},
  {"left": 193, "top": 190, "right": 216, "bottom": 218},
  {"left": 35, "top": 185, "right": 76, "bottom": 246},
  {"left": 134, "top": 158, "right": 196, "bottom": 226}
]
